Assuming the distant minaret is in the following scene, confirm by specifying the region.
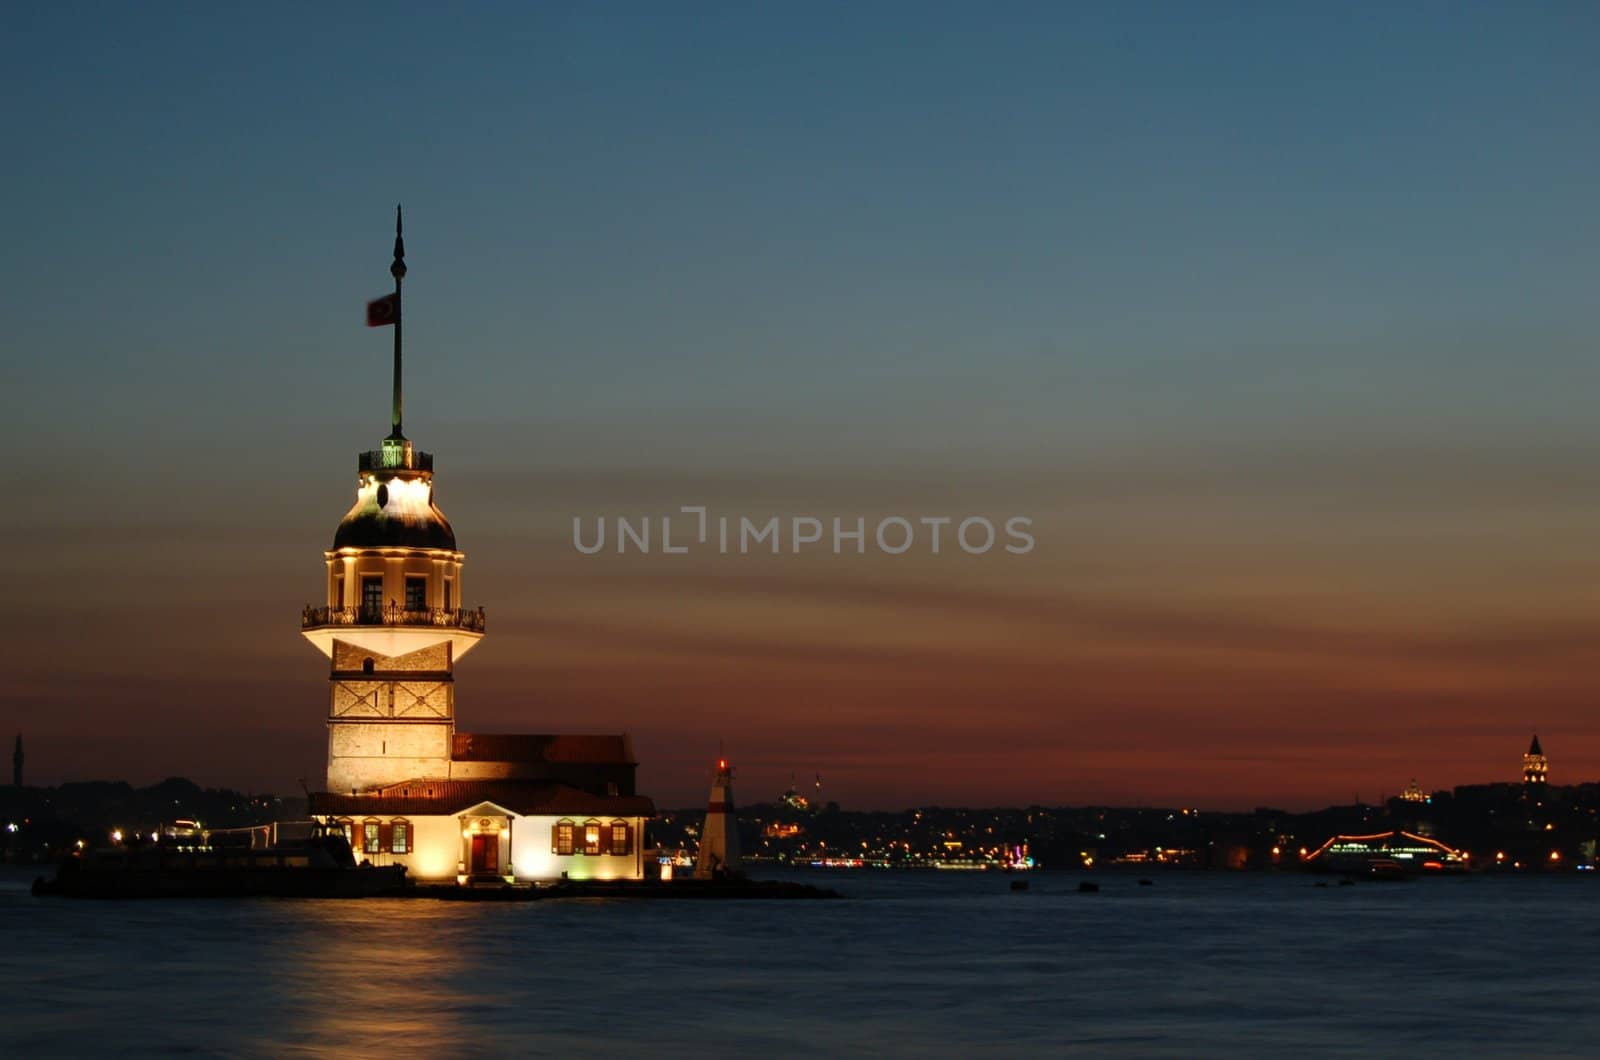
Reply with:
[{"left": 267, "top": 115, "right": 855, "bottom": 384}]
[
  {"left": 12, "top": 733, "right": 21, "bottom": 788},
  {"left": 694, "top": 758, "right": 742, "bottom": 879},
  {"left": 1524, "top": 734, "right": 1548, "bottom": 786}
]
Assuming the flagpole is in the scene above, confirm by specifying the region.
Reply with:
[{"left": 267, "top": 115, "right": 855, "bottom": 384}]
[{"left": 390, "top": 204, "right": 407, "bottom": 439}]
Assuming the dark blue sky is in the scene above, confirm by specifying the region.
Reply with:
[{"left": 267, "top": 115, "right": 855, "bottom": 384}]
[
  {"left": 4, "top": 4, "right": 1598, "bottom": 806},
  {"left": 8, "top": 4, "right": 1596, "bottom": 445}
]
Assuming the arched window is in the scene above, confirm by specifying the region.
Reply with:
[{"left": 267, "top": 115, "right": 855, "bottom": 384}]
[
  {"left": 362, "top": 657, "right": 375, "bottom": 675},
  {"left": 609, "top": 820, "right": 631, "bottom": 856},
  {"left": 583, "top": 819, "right": 602, "bottom": 856},
  {"left": 552, "top": 819, "right": 575, "bottom": 856},
  {"left": 390, "top": 818, "right": 411, "bottom": 854}
]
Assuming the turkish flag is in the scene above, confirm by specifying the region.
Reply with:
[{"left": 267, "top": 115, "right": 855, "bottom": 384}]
[{"left": 366, "top": 293, "right": 398, "bottom": 327}]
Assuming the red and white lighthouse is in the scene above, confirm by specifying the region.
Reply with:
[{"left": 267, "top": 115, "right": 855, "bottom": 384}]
[{"left": 694, "top": 758, "right": 742, "bottom": 879}]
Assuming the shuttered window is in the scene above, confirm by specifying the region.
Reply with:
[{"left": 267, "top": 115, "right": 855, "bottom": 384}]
[
  {"left": 391, "top": 819, "right": 410, "bottom": 854},
  {"left": 363, "top": 819, "right": 382, "bottom": 854},
  {"left": 609, "top": 821, "right": 630, "bottom": 856},
  {"left": 553, "top": 820, "right": 574, "bottom": 856},
  {"left": 583, "top": 820, "right": 602, "bottom": 856}
]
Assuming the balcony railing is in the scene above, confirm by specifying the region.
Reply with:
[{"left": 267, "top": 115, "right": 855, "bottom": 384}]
[
  {"left": 359, "top": 448, "right": 433, "bottom": 473},
  {"left": 302, "top": 604, "right": 486, "bottom": 633}
]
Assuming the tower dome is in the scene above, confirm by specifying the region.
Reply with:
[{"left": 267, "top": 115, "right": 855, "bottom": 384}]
[{"left": 333, "top": 446, "right": 457, "bottom": 551}]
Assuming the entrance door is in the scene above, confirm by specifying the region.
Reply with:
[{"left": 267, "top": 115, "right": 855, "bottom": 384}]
[{"left": 470, "top": 833, "right": 498, "bottom": 874}]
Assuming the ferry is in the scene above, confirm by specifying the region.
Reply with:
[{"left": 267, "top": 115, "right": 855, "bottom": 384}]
[{"left": 1300, "top": 830, "right": 1468, "bottom": 877}]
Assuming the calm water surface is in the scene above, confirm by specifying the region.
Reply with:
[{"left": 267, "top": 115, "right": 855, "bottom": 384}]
[{"left": 2, "top": 866, "right": 1597, "bottom": 1057}]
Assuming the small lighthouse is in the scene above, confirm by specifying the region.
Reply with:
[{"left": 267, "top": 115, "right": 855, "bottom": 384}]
[{"left": 694, "top": 758, "right": 742, "bottom": 879}]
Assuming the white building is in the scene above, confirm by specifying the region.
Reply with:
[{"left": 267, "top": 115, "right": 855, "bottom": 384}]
[{"left": 302, "top": 212, "right": 653, "bottom": 884}]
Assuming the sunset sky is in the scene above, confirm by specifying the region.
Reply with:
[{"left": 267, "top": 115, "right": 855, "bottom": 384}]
[{"left": 5, "top": 4, "right": 1599, "bottom": 809}]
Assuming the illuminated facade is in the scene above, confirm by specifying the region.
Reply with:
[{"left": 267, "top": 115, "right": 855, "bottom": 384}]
[
  {"left": 303, "top": 436, "right": 476, "bottom": 793},
  {"left": 303, "top": 213, "right": 653, "bottom": 883}
]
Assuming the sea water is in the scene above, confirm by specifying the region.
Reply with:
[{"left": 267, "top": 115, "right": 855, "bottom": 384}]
[{"left": 2, "top": 866, "right": 1597, "bottom": 1057}]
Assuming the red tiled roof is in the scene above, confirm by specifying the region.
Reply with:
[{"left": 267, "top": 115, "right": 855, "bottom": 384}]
[
  {"left": 309, "top": 780, "right": 654, "bottom": 818},
  {"left": 451, "top": 733, "right": 634, "bottom": 764}
]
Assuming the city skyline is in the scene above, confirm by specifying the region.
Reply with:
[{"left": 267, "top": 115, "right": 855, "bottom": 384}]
[{"left": 5, "top": 5, "right": 1600, "bottom": 809}]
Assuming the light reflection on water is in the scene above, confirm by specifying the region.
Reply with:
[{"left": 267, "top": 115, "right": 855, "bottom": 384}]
[{"left": 3, "top": 868, "right": 1600, "bottom": 1057}]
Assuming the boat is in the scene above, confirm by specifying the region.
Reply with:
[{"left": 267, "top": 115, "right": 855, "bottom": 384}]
[
  {"left": 32, "top": 829, "right": 408, "bottom": 899},
  {"left": 1363, "top": 859, "right": 1412, "bottom": 881},
  {"left": 1301, "top": 830, "right": 1467, "bottom": 878}
]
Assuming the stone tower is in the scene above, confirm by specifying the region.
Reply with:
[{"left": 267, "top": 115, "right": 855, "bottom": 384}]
[
  {"left": 300, "top": 209, "right": 484, "bottom": 793},
  {"left": 1523, "top": 733, "right": 1547, "bottom": 787}
]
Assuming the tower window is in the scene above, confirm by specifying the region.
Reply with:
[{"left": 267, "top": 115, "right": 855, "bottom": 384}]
[
  {"left": 361, "top": 576, "right": 383, "bottom": 618},
  {"left": 405, "top": 576, "right": 427, "bottom": 612},
  {"left": 443, "top": 579, "right": 453, "bottom": 611},
  {"left": 362, "top": 657, "right": 375, "bottom": 675}
]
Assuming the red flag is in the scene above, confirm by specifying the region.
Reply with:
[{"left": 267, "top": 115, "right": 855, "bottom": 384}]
[{"left": 366, "top": 293, "right": 398, "bottom": 327}]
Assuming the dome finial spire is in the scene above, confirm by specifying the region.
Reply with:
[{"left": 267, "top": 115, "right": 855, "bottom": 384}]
[{"left": 388, "top": 204, "right": 407, "bottom": 441}]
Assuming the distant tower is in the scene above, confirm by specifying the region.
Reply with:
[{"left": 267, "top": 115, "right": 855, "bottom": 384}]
[
  {"left": 299, "top": 208, "right": 484, "bottom": 793},
  {"left": 1524, "top": 734, "right": 1548, "bottom": 786},
  {"left": 11, "top": 733, "right": 20, "bottom": 788},
  {"left": 694, "top": 758, "right": 742, "bottom": 879}
]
